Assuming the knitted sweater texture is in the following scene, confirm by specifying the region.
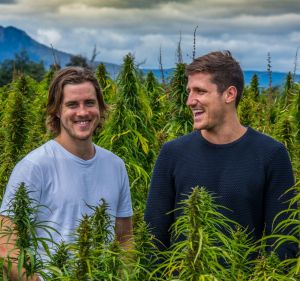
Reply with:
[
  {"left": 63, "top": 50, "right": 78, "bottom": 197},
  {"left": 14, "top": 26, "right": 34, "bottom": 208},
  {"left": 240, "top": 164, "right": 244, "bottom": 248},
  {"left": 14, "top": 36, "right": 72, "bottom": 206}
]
[{"left": 145, "top": 127, "right": 295, "bottom": 257}]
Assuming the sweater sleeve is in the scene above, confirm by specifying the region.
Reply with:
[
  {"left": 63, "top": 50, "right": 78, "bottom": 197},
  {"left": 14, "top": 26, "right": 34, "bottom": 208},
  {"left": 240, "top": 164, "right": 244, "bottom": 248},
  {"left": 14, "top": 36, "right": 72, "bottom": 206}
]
[
  {"left": 264, "top": 144, "right": 296, "bottom": 258},
  {"left": 144, "top": 143, "right": 176, "bottom": 250}
]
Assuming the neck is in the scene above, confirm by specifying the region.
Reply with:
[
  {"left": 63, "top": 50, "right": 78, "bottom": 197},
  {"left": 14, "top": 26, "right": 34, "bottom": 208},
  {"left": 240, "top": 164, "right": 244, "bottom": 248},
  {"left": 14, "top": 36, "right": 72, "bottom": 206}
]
[
  {"left": 201, "top": 117, "right": 247, "bottom": 145},
  {"left": 55, "top": 136, "right": 95, "bottom": 160}
]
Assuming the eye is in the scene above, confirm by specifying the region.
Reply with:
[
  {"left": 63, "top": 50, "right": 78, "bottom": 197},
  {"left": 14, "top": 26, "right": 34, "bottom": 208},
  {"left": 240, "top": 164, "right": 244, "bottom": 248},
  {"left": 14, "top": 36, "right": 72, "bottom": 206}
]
[
  {"left": 65, "top": 102, "right": 78, "bottom": 108},
  {"left": 196, "top": 88, "right": 206, "bottom": 95},
  {"left": 85, "top": 100, "right": 97, "bottom": 107}
]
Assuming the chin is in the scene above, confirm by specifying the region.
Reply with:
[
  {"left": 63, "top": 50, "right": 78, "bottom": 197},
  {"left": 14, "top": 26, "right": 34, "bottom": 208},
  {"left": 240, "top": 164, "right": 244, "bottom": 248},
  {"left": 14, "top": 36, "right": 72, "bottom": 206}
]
[
  {"left": 193, "top": 123, "right": 203, "bottom": 130},
  {"left": 75, "top": 134, "right": 92, "bottom": 141}
]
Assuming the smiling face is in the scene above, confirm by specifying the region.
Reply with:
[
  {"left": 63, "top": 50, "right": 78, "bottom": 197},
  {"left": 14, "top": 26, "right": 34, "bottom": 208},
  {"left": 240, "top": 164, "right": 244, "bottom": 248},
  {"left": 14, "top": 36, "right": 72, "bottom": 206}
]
[
  {"left": 186, "top": 72, "right": 227, "bottom": 132},
  {"left": 57, "top": 81, "right": 100, "bottom": 145}
]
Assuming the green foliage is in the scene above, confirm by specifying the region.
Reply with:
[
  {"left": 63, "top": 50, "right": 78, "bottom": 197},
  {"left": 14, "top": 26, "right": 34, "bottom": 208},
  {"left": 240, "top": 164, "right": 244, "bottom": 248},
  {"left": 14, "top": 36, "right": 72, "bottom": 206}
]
[
  {"left": 249, "top": 253, "right": 284, "bottom": 281},
  {"left": 249, "top": 74, "right": 260, "bottom": 101},
  {"left": 0, "top": 76, "right": 33, "bottom": 198},
  {"left": 0, "top": 50, "right": 46, "bottom": 87},
  {"left": 146, "top": 71, "right": 164, "bottom": 115},
  {"left": 0, "top": 54, "right": 299, "bottom": 280},
  {"left": 269, "top": 181, "right": 300, "bottom": 278},
  {"left": 48, "top": 242, "right": 71, "bottom": 278},
  {"left": 96, "top": 53, "right": 157, "bottom": 208},
  {"left": 164, "top": 63, "right": 192, "bottom": 140},
  {"left": 238, "top": 92, "right": 259, "bottom": 127},
  {"left": 1, "top": 183, "right": 300, "bottom": 280},
  {"left": 145, "top": 71, "right": 168, "bottom": 146},
  {"left": 284, "top": 72, "right": 294, "bottom": 106},
  {"left": 159, "top": 187, "right": 254, "bottom": 280},
  {"left": 129, "top": 208, "right": 160, "bottom": 280},
  {"left": 66, "top": 54, "right": 89, "bottom": 68},
  {"left": 0, "top": 183, "right": 54, "bottom": 280},
  {"left": 96, "top": 63, "right": 110, "bottom": 91},
  {"left": 95, "top": 63, "right": 116, "bottom": 105},
  {"left": 73, "top": 215, "right": 93, "bottom": 280},
  {"left": 22, "top": 78, "right": 51, "bottom": 155},
  {"left": 0, "top": 75, "right": 51, "bottom": 198}
]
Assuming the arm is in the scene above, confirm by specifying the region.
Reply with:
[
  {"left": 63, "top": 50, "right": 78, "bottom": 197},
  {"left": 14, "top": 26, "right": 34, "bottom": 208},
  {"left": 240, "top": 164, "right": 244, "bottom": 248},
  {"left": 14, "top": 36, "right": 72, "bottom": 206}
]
[
  {"left": 115, "top": 160, "right": 134, "bottom": 250},
  {"left": 115, "top": 216, "right": 133, "bottom": 250},
  {"left": 0, "top": 215, "right": 40, "bottom": 281},
  {"left": 264, "top": 145, "right": 296, "bottom": 258},
  {"left": 144, "top": 143, "right": 175, "bottom": 250},
  {"left": 0, "top": 160, "right": 43, "bottom": 280}
]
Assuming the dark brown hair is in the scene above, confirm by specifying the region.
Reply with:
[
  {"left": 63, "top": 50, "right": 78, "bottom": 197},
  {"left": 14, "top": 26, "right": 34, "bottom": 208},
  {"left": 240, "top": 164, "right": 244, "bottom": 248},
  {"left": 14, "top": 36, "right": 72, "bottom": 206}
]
[
  {"left": 46, "top": 66, "right": 108, "bottom": 136},
  {"left": 186, "top": 50, "right": 244, "bottom": 107}
]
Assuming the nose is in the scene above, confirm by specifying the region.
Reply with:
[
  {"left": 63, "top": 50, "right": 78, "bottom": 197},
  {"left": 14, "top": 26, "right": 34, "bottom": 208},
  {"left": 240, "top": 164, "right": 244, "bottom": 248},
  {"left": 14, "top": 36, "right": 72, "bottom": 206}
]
[
  {"left": 77, "top": 104, "right": 89, "bottom": 116},
  {"left": 186, "top": 92, "right": 196, "bottom": 107}
]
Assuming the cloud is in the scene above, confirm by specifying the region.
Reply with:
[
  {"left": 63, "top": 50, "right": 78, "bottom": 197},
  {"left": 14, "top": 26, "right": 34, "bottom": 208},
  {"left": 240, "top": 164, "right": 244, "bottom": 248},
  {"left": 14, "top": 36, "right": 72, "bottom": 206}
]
[
  {"left": 81, "top": 0, "right": 193, "bottom": 9},
  {"left": 36, "top": 29, "right": 62, "bottom": 46},
  {"left": 0, "top": 0, "right": 16, "bottom": 3},
  {"left": 0, "top": 0, "right": 299, "bottom": 72}
]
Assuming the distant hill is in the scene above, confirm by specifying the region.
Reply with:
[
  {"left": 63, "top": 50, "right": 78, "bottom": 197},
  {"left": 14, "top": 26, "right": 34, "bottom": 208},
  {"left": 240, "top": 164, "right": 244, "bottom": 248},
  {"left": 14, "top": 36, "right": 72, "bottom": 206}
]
[
  {"left": 143, "top": 69, "right": 300, "bottom": 89},
  {"left": 0, "top": 25, "right": 299, "bottom": 88},
  {"left": 0, "top": 25, "right": 120, "bottom": 76}
]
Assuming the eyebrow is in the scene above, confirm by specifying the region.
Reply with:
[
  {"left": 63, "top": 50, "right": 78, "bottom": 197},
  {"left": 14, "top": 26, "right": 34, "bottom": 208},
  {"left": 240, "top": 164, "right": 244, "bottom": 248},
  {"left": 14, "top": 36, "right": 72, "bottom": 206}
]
[{"left": 186, "top": 86, "right": 207, "bottom": 92}]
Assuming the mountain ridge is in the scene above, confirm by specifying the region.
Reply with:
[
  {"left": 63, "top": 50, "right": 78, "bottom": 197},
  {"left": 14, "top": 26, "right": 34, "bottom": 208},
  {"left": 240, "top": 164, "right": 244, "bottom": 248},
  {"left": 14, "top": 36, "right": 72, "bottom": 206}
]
[
  {"left": 0, "top": 25, "right": 299, "bottom": 87},
  {"left": 0, "top": 25, "right": 120, "bottom": 76}
]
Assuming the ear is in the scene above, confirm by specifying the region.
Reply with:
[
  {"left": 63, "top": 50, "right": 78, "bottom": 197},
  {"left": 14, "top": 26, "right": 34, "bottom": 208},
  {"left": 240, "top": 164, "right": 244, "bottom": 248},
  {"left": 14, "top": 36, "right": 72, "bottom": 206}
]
[{"left": 224, "top": 86, "right": 237, "bottom": 104}]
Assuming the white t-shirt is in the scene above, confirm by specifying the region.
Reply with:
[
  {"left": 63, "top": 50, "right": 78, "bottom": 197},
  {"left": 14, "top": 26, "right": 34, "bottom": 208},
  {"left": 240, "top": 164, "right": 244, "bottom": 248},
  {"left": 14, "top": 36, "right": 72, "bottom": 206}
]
[{"left": 1, "top": 140, "right": 133, "bottom": 248}]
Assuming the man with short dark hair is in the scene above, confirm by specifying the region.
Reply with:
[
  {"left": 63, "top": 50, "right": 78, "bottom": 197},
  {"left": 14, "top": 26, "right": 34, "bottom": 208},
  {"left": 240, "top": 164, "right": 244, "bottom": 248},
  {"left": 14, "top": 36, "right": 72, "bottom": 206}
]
[
  {"left": 0, "top": 67, "right": 133, "bottom": 280},
  {"left": 145, "top": 51, "right": 295, "bottom": 259}
]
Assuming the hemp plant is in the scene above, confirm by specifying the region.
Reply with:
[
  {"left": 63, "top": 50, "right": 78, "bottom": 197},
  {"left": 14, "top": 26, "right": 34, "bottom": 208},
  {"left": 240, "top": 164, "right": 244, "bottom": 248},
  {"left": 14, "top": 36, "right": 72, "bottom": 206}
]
[
  {"left": 22, "top": 79, "right": 51, "bottom": 156},
  {"left": 125, "top": 209, "right": 160, "bottom": 280},
  {"left": 46, "top": 241, "right": 71, "bottom": 280},
  {"left": 144, "top": 71, "right": 168, "bottom": 147},
  {"left": 54, "top": 199, "right": 126, "bottom": 281},
  {"left": 96, "top": 53, "right": 157, "bottom": 208},
  {"left": 164, "top": 62, "right": 192, "bottom": 140},
  {"left": 95, "top": 63, "right": 116, "bottom": 105},
  {"left": 268, "top": 181, "right": 300, "bottom": 279},
  {"left": 0, "top": 182, "right": 55, "bottom": 280},
  {"left": 248, "top": 252, "right": 284, "bottom": 281},
  {"left": 72, "top": 214, "right": 94, "bottom": 281},
  {"left": 157, "top": 186, "right": 251, "bottom": 281},
  {"left": 0, "top": 79, "right": 29, "bottom": 197},
  {"left": 87, "top": 199, "right": 123, "bottom": 279}
]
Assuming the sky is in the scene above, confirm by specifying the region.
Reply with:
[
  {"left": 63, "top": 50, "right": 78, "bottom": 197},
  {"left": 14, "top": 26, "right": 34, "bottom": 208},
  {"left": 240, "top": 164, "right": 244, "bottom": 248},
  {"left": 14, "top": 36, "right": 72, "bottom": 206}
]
[{"left": 0, "top": 0, "right": 300, "bottom": 72}]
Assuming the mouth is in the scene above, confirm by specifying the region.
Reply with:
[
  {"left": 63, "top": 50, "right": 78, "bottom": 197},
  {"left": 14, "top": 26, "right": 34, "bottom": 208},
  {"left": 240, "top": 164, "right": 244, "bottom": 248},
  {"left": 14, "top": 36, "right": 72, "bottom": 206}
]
[
  {"left": 74, "top": 120, "right": 91, "bottom": 129},
  {"left": 192, "top": 109, "right": 204, "bottom": 119}
]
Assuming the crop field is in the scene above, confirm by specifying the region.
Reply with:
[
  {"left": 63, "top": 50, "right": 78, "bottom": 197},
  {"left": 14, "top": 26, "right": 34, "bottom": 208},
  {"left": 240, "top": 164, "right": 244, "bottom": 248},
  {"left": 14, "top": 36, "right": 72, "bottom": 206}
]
[{"left": 0, "top": 54, "right": 299, "bottom": 280}]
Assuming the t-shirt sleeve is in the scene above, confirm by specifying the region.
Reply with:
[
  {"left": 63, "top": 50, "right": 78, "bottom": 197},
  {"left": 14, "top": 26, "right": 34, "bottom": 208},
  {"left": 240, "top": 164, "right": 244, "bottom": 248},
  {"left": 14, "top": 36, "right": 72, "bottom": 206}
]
[
  {"left": 116, "top": 161, "right": 133, "bottom": 218},
  {"left": 0, "top": 158, "right": 43, "bottom": 214}
]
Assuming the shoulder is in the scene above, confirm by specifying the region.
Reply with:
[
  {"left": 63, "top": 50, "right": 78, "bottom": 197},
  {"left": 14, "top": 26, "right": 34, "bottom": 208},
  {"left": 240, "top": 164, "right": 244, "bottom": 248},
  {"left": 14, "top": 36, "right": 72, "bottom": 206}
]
[
  {"left": 245, "top": 127, "right": 291, "bottom": 167},
  {"left": 163, "top": 131, "right": 199, "bottom": 152},
  {"left": 10, "top": 142, "right": 53, "bottom": 175},
  {"left": 21, "top": 140, "right": 56, "bottom": 165},
  {"left": 94, "top": 144, "right": 125, "bottom": 166},
  {"left": 247, "top": 127, "right": 286, "bottom": 153},
  {"left": 155, "top": 131, "right": 199, "bottom": 165},
  {"left": 9, "top": 141, "right": 57, "bottom": 182},
  {"left": 1, "top": 143, "right": 53, "bottom": 207}
]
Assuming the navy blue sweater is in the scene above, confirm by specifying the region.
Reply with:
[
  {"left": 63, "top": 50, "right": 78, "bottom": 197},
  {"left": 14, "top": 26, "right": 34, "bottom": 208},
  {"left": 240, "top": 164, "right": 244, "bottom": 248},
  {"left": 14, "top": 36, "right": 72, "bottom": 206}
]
[{"left": 145, "top": 127, "right": 296, "bottom": 257}]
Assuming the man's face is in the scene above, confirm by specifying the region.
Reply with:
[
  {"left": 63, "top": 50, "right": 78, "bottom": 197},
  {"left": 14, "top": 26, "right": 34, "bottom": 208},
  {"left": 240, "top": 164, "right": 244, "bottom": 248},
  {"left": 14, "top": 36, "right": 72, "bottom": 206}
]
[
  {"left": 58, "top": 81, "right": 100, "bottom": 144},
  {"left": 186, "top": 72, "right": 226, "bottom": 132}
]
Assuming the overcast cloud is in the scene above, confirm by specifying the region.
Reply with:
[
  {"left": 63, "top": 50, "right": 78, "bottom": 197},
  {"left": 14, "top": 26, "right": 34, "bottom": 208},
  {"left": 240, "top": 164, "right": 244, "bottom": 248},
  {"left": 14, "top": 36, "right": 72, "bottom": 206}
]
[{"left": 0, "top": 0, "right": 299, "bottom": 72}]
